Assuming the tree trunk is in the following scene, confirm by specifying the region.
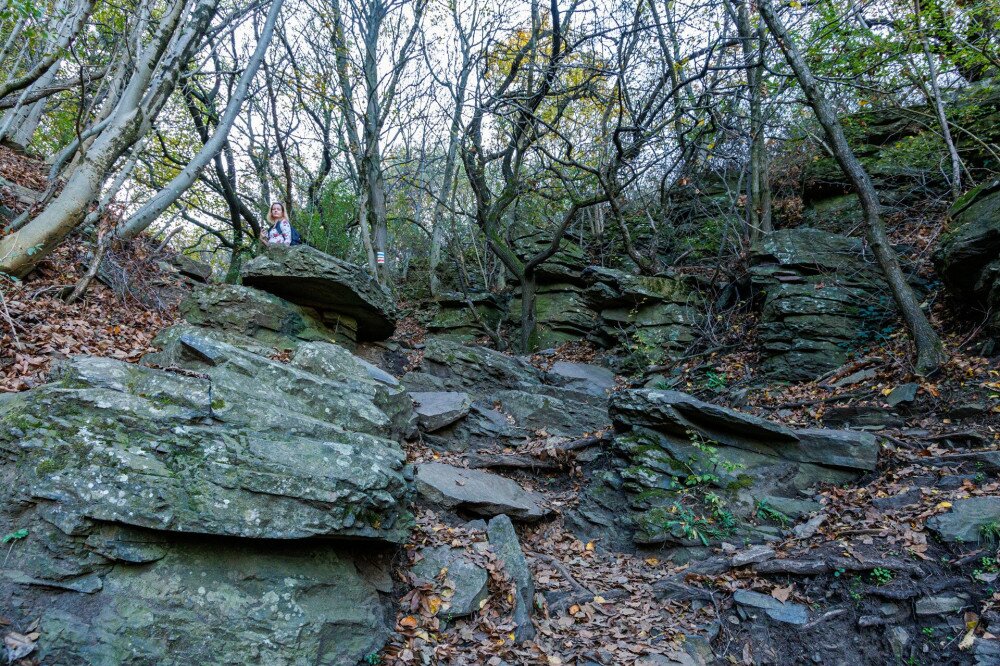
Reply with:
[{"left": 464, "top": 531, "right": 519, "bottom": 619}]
[
  {"left": 519, "top": 270, "right": 537, "bottom": 353},
  {"left": 115, "top": 0, "right": 283, "bottom": 240},
  {"left": 0, "top": 0, "right": 218, "bottom": 278},
  {"left": 760, "top": 0, "right": 945, "bottom": 376}
]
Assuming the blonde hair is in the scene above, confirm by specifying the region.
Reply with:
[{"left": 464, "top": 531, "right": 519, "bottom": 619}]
[{"left": 268, "top": 202, "right": 287, "bottom": 222}]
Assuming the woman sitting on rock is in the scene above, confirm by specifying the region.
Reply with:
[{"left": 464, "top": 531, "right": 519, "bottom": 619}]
[{"left": 260, "top": 202, "right": 294, "bottom": 245}]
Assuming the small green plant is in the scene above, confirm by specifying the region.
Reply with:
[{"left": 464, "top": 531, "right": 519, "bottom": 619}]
[
  {"left": 661, "top": 502, "right": 724, "bottom": 546},
  {"left": 847, "top": 576, "right": 864, "bottom": 602},
  {"left": 755, "top": 499, "right": 791, "bottom": 526},
  {"left": 1, "top": 528, "right": 28, "bottom": 567},
  {"left": 921, "top": 627, "right": 935, "bottom": 638},
  {"left": 704, "top": 370, "right": 727, "bottom": 393},
  {"left": 364, "top": 652, "right": 382, "bottom": 665},
  {"left": 980, "top": 521, "right": 1000, "bottom": 544},
  {"left": 870, "top": 567, "right": 893, "bottom": 585}
]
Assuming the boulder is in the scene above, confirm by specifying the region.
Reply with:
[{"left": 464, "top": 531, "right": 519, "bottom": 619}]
[
  {"left": 415, "top": 463, "right": 549, "bottom": 521},
  {"left": 934, "top": 181, "right": 1000, "bottom": 353},
  {"left": 0, "top": 345, "right": 413, "bottom": 663},
  {"left": 241, "top": 245, "right": 398, "bottom": 340},
  {"left": 179, "top": 283, "right": 354, "bottom": 348},
  {"left": 751, "top": 228, "right": 894, "bottom": 380},
  {"left": 410, "top": 391, "right": 472, "bottom": 432},
  {"left": 487, "top": 515, "right": 536, "bottom": 642},
  {"left": 927, "top": 497, "right": 1000, "bottom": 543},
  {"left": 411, "top": 546, "right": 488, "bottom": 619},
  {"left": 144, "top": 329, "right": 415, "bottom": 441},
  {"left": 579, "top": 389, "right": 876, "bottom": 548},
  {"left": 169, "top": 253, "right": 213, "bottom": 282},
  {"left": 402, "top": 338, "right": 540, "bottom": 394},
  {"left": 7, "top": 355, "right": 412, "bottom": 542}
]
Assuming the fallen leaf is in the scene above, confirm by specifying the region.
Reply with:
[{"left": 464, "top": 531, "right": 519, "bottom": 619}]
[{"left": 771, "top": 584, "right": 793, "bottom": 603}]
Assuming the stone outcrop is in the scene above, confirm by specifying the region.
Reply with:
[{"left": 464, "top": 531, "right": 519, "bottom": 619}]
[
  {"left": 934, "top": 181, "right": 1000, "bottom": 353},
  {"left": 751, "top": 228, "right": 893, "bottom": 380},
  {"left": 427, "top": 292, "right": 504, "bottom": 343},
  {"left": 179, "top": 283, "right": 357, "bottom": 348},
  {"left": 584, "top": 267, "right": 702, "bottom": 364},
  {"left": 574, "top": 389, "right": 876, "bottom": 551},
  {"left": 402, "top": 338, "right": 610, "bottom": 449},
  {"left": 242, "top": 245, "right": 398, "bottom": 341},
  {"left": 1, "top": 258, "right": 417, "bottom": 663}
]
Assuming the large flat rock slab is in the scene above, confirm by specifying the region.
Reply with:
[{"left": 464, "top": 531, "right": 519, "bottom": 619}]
[
  {"left": 242, "top": 245, "right": 398, "bottom": 341},
  {"left": 415, "top": 463, "right": 549, "bottom": 521},
  {"left": 3, "top": 356, "right": 412, "bottom": 543}
]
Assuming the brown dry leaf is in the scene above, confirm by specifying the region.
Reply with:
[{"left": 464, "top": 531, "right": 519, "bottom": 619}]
[{"left": 771, "top": 584, "right": 793, "bottom": 603}]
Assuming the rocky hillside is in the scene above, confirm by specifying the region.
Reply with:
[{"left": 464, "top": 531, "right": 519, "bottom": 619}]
[{"left": 2, "top": 94, "right": 1000, "bottom": 666}]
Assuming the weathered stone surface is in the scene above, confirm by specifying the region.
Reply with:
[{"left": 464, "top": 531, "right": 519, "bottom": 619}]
[
  {"left": 403, "top": 338, "right": 540, "bottom": 394},
  {"left": 577, "top": 389, "right": 874, "bottom": 549},
  {"left": 415, "top": 463, "right": 549, "bottom": 521},
  {"left": 179, "top": 284, "right": 354, "bottom": 347},
  {"left": 242, "top": 245, "right": 398, "bottom": 340},
  {"left": 31, "top": 543, "right": 395, "bottom": 665},
  {"left": 887, "top": 382, "right": 920, "bottom": 407},
  {"left": 751, "top": 228, "right": 892, "bottom": 381},
  {"left": 731, "top": 545, "right": 775, "bottom": 567},
  {"left": 411, "top": 546, "right": 488, "bottom": 619},
  {"left": 733, "top": 590, "right": 808, "bottom": 625},
  {"left": 145, "top": 329, "right": 415, "bottom": 441},
  {"left": 410, "top": 391, "right": 472, "bottom": 432},
  {"left": 934, "top": 181, "right": 1000, "bottom": 353},
  {"left": 169, "top": 253, "right": 213, "bottom": 282},
  {"left": 610, "top": 390, "right": 878, "bottom": 471},
  {"left": 927, "top": 497, "right": 1000, "bottom": 542},
  {"left": 509, "top": 284, "right": 600, "bottom": 349},
  {"left": 0, "top": 339, "right": 413, "bottom": 663},
  {"left": 427, "top": 292, "right": 504, "bottom": 343},
  {"left": 512, "top": 227, "right": 588, "bottom": 283},
  {"left": 492, "top": 388, "right": 609, "bottom": 437},
  {"left": 544, "top": 361, "right": 615, "bottom": 397},
  {"left": 915, "top": 593, "right": 970, "bottom": 616},
  {"left": 3, "top": 356, "right": 411, "bottom": 542},
  {"left": 584, "top": 267, "right": 703, "bottom": 365},
  {"left": 487, "top": 515, "right": 536, "bottom": 642}
]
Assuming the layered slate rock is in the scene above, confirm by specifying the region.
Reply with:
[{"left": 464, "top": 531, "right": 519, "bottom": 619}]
[
  {"left": 575, "top": 389, "right": 876, "bottom": 551},
  {"left": 543, "top": 361, "right": 615, "bottom": 398},
  {"left": 411, "top": 546, "right": 489, "bottom": 620},
  {"left": 583, "top": 266, "right": 702, "bottom": 364},
  {"left": 427, "top": 292, "right": 504, "bottom": 343},
  {"left": 934, "top": 181, "right": 1000, "bottom": 353},
  {"left": 242, "top": 245, "right": 398, "bottom": 341},
  {"left": 415, "top": 463, "right": 550, "bottom": 521},
  {"left": 145, "top": 328, "right": 415, "bottom": 441},
  {"left": 1, "top": 322, "right": 414, "bottom": 663},
  {"left": 927, "top": 497, "right": 1000, "bottom": 543},
  {"left": 751, "top": 228, "right": 892, "bottom": 381},
  {"left": 509, "top": 284, "right": 601, "bottom": 349},
  {"left": 410, "top": 391, "right": 472, "bottom": 432},
  {"left": 180, "top": 283, "right": 356, "bottom": 348},
  {"left": 402, "top": 338, "right": 611, "bottom": 449},
  {"left": 487, "top": 515, "right": 536, "bottom": 642}
]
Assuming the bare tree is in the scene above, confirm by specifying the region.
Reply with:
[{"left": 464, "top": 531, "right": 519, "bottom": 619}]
[{"left": 759, "top": 0, "right": 946, "bottom": 376}]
